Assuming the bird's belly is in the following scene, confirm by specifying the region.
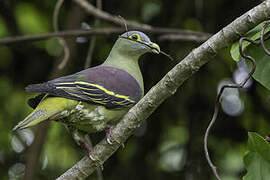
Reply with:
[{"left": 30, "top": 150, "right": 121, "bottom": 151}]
[{"left": 58, "top": 102, "right": 128, "bottom": 133}]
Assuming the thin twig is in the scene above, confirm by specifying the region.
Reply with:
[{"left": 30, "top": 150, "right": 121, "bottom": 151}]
[
  {"left": 160, "top": 51, "right": 174, "bottom": 61},
  {"left": 0, "top": 28, "right": 210, "bottom": 46},
  {"left": 203, "top": 37, "right": 256, "bottom": 180},
  {"left": 84, "top": 0, "right": 102, "bottom": 69},
  {"left": 84, "top": 32, "right": 97, "bottom": 69},
  {"left": 118, "top": 15, "right": 128, "bottom": 31},
  {"left": 53, "top": 0, "right": 70, "bottom": 70},
  {"left": 53, "top": 0, "right": 64, "bottom": 36},
  {"left": 203, "top": 21, "right": 270, "bottom": 180},
  {"left": 0, "top": 0, "right": 210, "bottom": 46},
  {"left": 0, "top": 28, "right": 125, "bottom": 45},
  {"left": 260, "top": 21, "right": 270, "bottom": 55},
  {"left": 72, "top": 0, "right": 150, "bottom": 29},
  {"left": 158, "top": 33, "right": 210, "bottom": 43},
  {"left": 72, "top": 0, "right": 210, "bottom": 36},
  {"left": 204, "top": 103, "right": 221, "bottom": 180}
]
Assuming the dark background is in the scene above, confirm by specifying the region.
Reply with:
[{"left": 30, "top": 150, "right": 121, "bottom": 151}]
[{"left": 0, "top": 0, "right": 269, "bottom": 179}]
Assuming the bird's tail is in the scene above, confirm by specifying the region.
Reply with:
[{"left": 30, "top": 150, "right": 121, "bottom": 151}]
[
  {"left": 13, "top": 96, "right": 77, "bottom": 131},
  {"left": 13, "top": 109, "right": 53, "bottom": 131}
]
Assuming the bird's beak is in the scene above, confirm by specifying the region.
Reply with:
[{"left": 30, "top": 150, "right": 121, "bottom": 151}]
[{"left": 149, "top": 42, "right": 160, "bottom": 54}]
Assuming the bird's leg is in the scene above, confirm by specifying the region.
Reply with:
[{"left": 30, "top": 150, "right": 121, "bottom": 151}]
[
  {"left": 78, "top": 139, "right": 104, "bottom": 170},
  {"left": 105, "top": 125, "right": 113, "bottom": 144},
  {"left": 79, "top": 140, "right": 92, "bottom": 157},
  {"left": 71, "top": 129, "right": 94, "bottom": 159},
  {"left": 68, "top": 127, "right": 103, "bottom": 168},
  {"left": 105, "top": 125, "right": 125, "bottom": 148},
  {"left": 79, "top": 138, "right": 105, "bottom": 170}
]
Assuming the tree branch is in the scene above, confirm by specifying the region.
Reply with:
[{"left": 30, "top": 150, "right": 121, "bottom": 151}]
[
  {"left": 0, "top": 28, "right": 210, "bottom": 46},
  {"left": 158, "top": 33, "right": 210, "bottom": 43},
  {"left": 57, "top": 1, "right": 270, "bottom": 179},
  {"left": 72, "top": 0, "right": 155, "bottom": 29},
  {"left": 0, "top": 28, "right": 124, "bottom": 45},
  {"left": 0, "top": 0, "right": 211, "bottom": 46},
  {"left": 72, "top": 0, "right": 210, "bottom": 35}
]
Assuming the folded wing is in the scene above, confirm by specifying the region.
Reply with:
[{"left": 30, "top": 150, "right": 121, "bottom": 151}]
[{"left": 25, "top": 66, "right": 142, "bottom": 109}]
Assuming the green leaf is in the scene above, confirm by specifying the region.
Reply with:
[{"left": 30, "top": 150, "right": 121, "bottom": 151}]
[
  {"left": 230, "top": 22, "right": 270, "bottom": 90},
  {"left": 243, "top": 132, "right": 270, "bottom": 180},
  {"left": 230, "top": 22, "right": 270, "bottom": 61},
  {"left": 247, "top": 132, "right": 270, "bottom": 162},
  {"left": 245, "top": 39, "right": 270, "bottom": 90},
  {"left": 230, "top": 40, "right": 249, "bottom": 62}
]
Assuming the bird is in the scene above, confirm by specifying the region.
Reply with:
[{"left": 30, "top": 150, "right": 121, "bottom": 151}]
[{"left": 13, "top": 31, "right": 160, "bottom": 158}]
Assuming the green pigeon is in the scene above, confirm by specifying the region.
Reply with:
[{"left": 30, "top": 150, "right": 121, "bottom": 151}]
[{"left": 13, "top": 31, "right": 160, "bottom": 157}]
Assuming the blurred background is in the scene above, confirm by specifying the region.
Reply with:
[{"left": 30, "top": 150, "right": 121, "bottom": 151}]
[{"left": 0, "top": 0, "right": 269, "bottom": 179}]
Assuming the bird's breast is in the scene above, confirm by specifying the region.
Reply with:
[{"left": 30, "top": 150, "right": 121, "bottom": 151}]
[{"left": 59, "top": 101, "right": 128, "bottom": 133}]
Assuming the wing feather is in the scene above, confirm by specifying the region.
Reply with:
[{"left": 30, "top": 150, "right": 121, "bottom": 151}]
[
  {"left": 26, "top": 66, "right": 142, "bottom": 109},
  {"left": 54, "top": 81, "right": 135, "bottom": 108}
]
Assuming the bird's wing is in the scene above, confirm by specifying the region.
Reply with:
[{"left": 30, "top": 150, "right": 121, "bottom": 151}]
[
  {"left": 25, "top": 66, "right": 142, "bottom": 109},
  {"left": 52, "top": 81, "right": 136, "bottom": 108}
]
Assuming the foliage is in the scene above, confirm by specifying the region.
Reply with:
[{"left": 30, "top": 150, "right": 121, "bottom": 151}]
[
  {"left": 243, "top": 132, "right": 270, "bottom": 180},
  {"left": 230, "top": 23, "right": 270, "bottom": 62},
  {"left": 230, "top": 23, "right": 270, "bottom": 180},
  {"left": 230, "top": 23, "right": 270, "bottom": 90}
]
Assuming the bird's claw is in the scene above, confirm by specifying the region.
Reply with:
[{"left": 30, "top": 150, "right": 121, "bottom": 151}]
[
  {"left": 88, "top": 153, "right": 104, "bottom": 171},
  {"left": 89, "top": 153, "right": 97, "bottom": 161},
  {"left": 79, "top": 140, "right": 104, "bottom": 170},
  {"left": 106, "top": 136, "right": 114, "bottom": 145},
  {"left": 105, "top": 125, "right": 125, "bottom": 148},
  {"left": 106, "top": 136, "right": 125, "bottom": 148}
]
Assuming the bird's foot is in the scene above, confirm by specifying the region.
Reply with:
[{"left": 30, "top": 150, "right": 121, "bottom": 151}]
[
  {"left": 105, "top": 125, "right": 125, "bottom": 148},
  {"left": 79, "top": 141, "right": 104, "bottom": 170}
]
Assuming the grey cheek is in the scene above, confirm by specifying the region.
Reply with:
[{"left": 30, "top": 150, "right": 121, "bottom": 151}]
[{"left": 131, "top": 43, "right": 149, "bottom": 51}]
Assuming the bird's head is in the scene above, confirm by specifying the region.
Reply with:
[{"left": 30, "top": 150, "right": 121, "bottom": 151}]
[{"left": 113, "top": 31, "right": 160, "bottom": 57}]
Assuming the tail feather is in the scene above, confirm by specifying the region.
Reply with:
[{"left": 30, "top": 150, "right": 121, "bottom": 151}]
[
  {"left": 13, "top": 109, "right": 49, "bottom": 131},
  {"left": 13, "top": 96, "right": 78, "bottom": 131}
]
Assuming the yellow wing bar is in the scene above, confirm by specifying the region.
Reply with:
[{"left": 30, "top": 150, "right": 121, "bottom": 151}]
[{"left": 54, "top": 81, "right": 135, "bottom": 108}]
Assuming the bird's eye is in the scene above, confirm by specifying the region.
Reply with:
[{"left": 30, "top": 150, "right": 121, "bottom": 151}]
[
  {"left": 129, "top": 34, "right": 141, "bottom": 41},
  {"left": 131, "top": 35, "right": 138, "bottom": 40}
]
